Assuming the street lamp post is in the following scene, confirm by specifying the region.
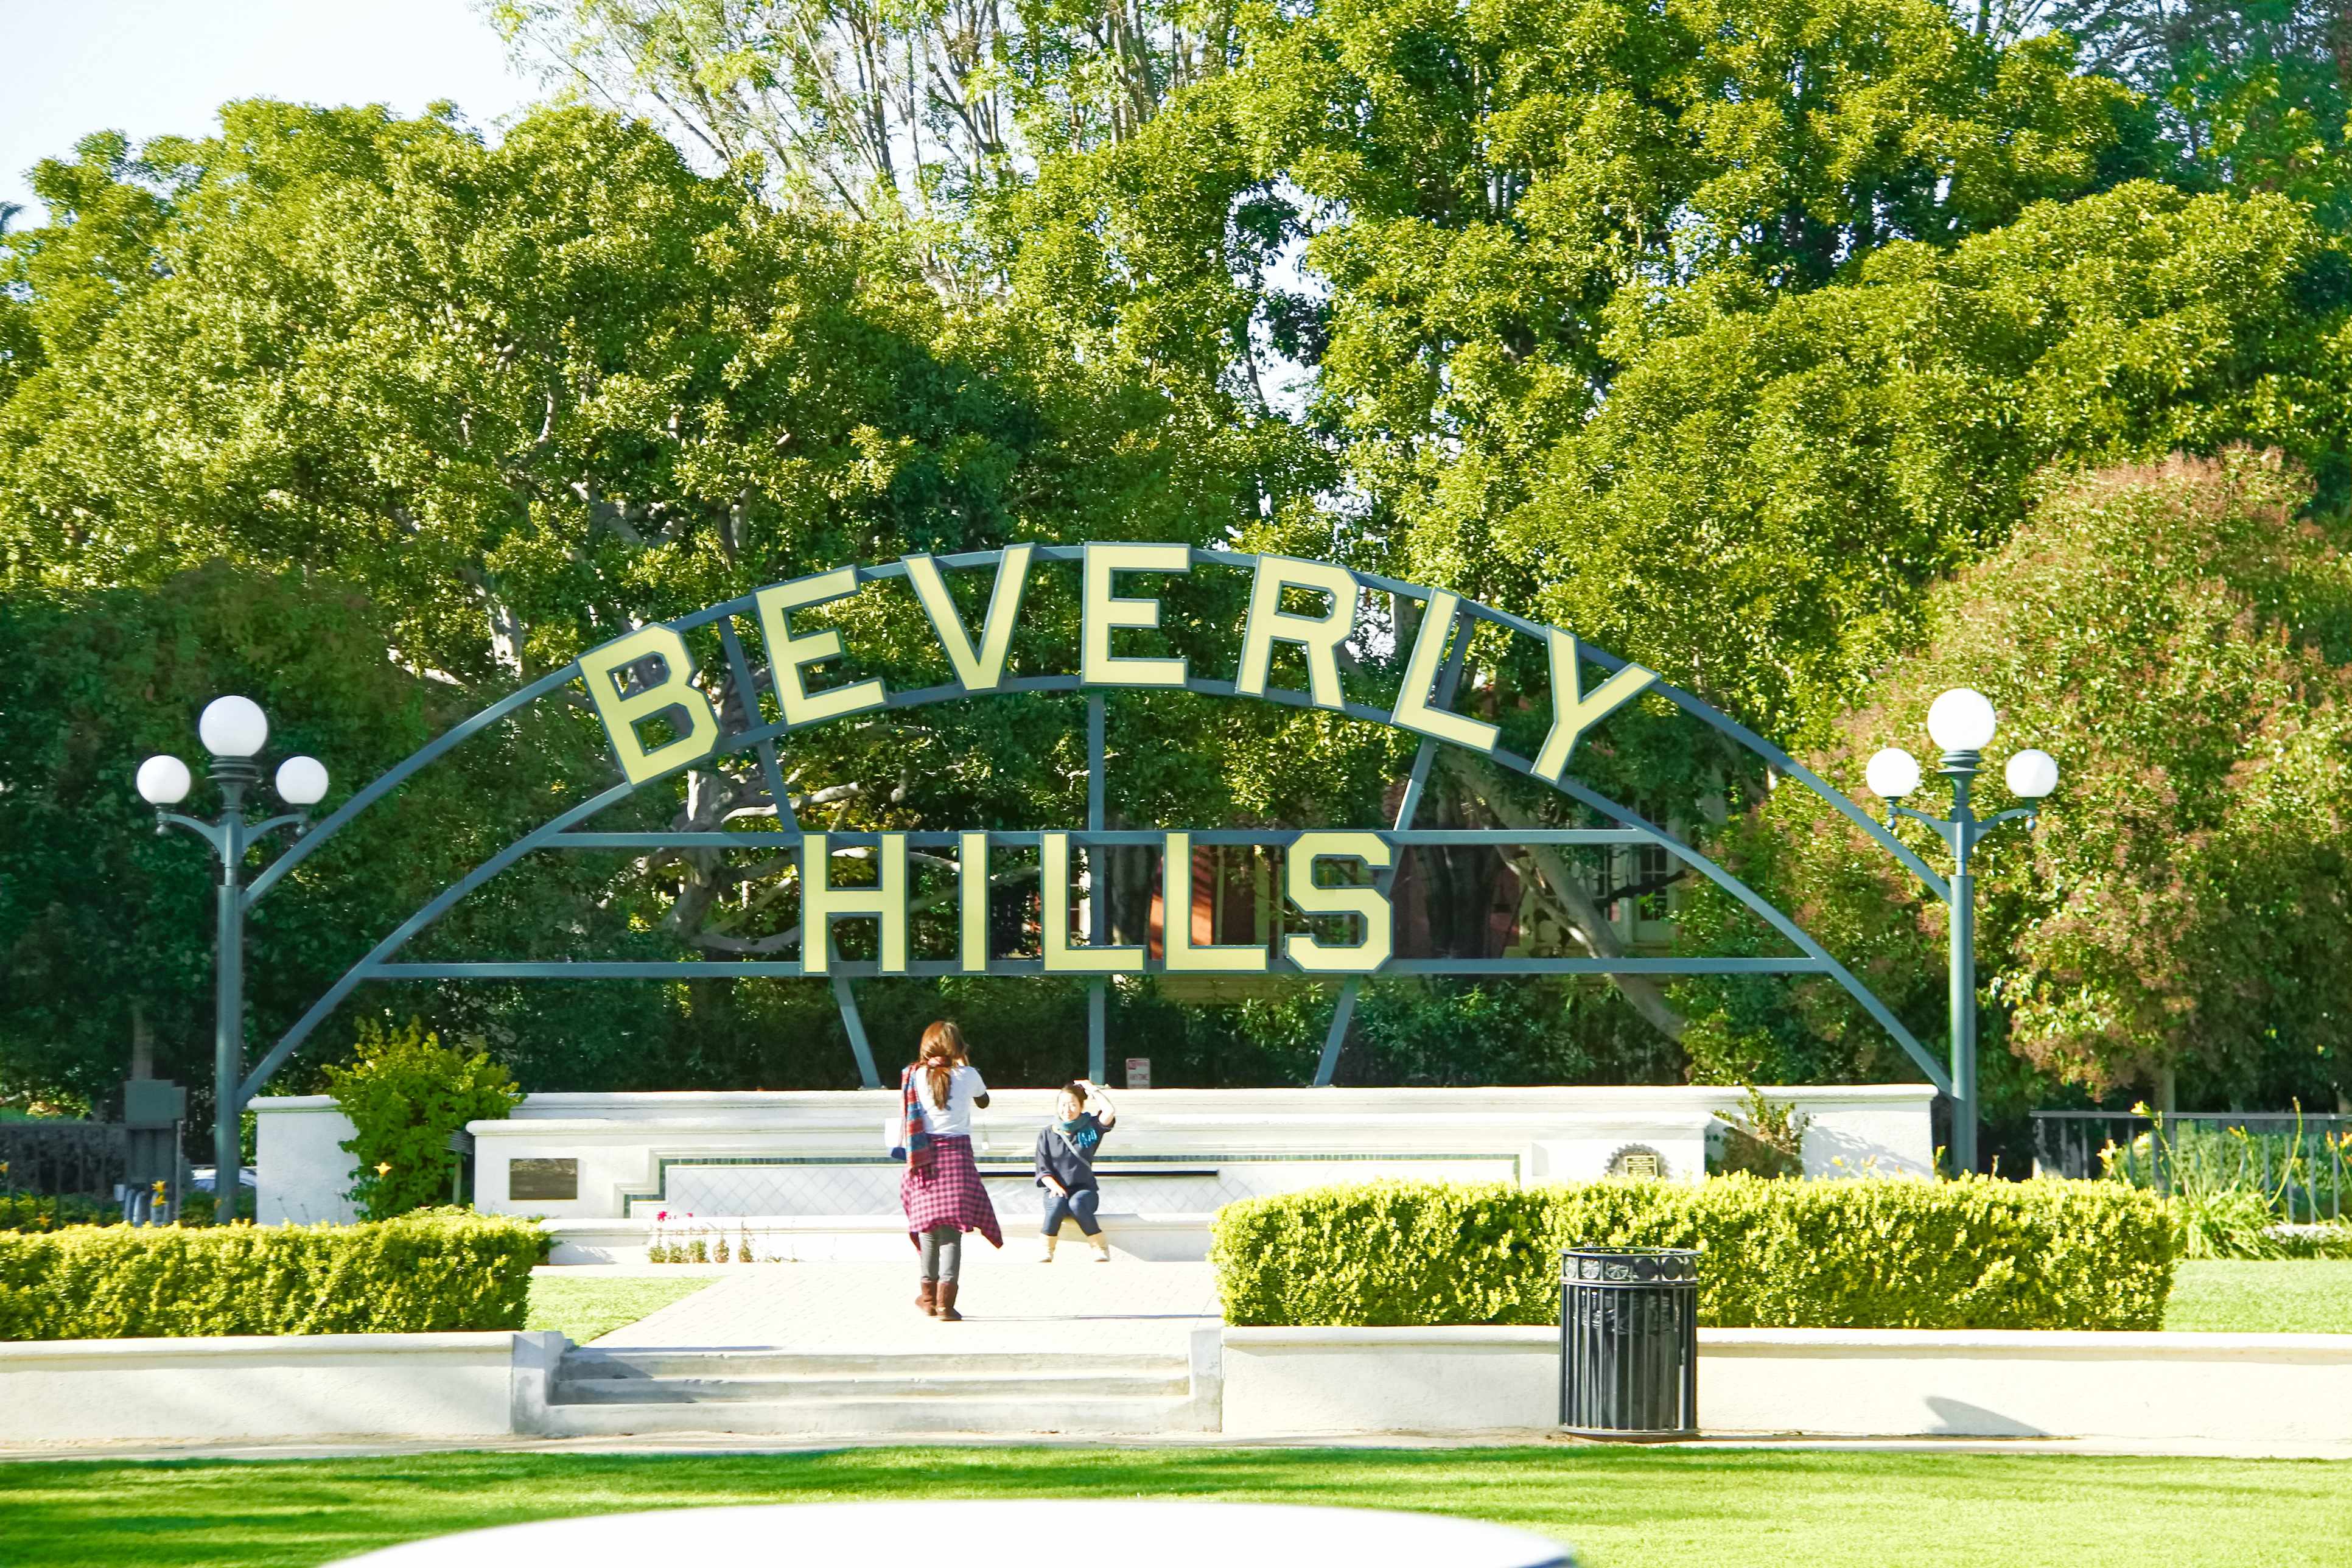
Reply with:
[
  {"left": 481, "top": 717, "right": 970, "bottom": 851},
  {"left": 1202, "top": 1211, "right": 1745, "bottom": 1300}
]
[
  {"left": 1863, "top": 688, "right": 2058, "bottom": 1176},
  {"left": 136, "top": 697, "right": 329, "bottom": 1219}
]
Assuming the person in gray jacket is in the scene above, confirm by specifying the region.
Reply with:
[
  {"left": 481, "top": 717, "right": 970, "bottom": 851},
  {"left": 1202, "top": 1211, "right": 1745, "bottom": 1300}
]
[{"left": 1034, "top": 1078, "right": 1116, "bottom": 1262}]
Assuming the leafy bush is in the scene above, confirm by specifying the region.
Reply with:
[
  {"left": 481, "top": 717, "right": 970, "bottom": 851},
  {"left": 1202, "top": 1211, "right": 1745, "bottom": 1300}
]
[
  {"left": 177, "top": 1185, "right": 256, "bottom": 1227},
  {"left": 2276, "top": 1225, "right": 2352, "bottom": 1259},
  {"left": 324, "top": 1020, "right": 521, "bottom": 1220},
  {"left": 0, "top": 1194, "right": 122, "bottom": 1231},
  {"left": 1211, "top": 1178, "right": 2178, "bottom": 1331},
  {"left": 0, "top": 1209, "right": 544, "bottom": 1340},
  {"left": 1709, "top": 1088, "right": 1808, "bottom": 1180},
  {"left": 2101, "top": 1110, "right": 2352, "bottom": 1256}
]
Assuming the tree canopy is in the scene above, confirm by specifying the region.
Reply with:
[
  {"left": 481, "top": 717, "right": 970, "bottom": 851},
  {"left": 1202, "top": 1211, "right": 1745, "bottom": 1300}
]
[{"left": 8, "top": 0, "right": 2352, "bottom": 1116}]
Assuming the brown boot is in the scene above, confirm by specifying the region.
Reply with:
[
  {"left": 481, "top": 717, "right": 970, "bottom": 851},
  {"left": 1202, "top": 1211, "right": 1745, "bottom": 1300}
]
[
  {"left": 916, "top": 1278, "right": 937, "bottom": 1315},
  {"left": 935, "top": 1279, "right": 963, "bottom": 1321}
]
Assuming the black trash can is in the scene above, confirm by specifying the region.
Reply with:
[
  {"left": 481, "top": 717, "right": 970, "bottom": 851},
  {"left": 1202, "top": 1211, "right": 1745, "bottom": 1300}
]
[{"left": 1558, "top": 1246, "right": 1699, "bottom": 1438}]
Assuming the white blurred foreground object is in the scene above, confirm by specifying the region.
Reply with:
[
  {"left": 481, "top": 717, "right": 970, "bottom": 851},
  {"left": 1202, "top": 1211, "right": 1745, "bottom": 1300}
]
[{"left": 329, "top": 1500, "right": 1575, "bottom": 1567}]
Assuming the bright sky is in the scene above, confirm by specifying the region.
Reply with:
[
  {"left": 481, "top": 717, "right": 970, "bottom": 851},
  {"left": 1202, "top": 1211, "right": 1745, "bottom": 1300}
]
[{"left": 1, "top": 0, "right": 542, "bottom": 224}]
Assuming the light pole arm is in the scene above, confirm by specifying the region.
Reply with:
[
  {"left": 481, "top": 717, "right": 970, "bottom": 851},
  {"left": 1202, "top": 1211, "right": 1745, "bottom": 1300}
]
[
  {"left": 1885, "top": 802, "right": 1963, "bottom": 878},
  {"left": 155, "top": 811, "right": 228, "bottom": 855}
]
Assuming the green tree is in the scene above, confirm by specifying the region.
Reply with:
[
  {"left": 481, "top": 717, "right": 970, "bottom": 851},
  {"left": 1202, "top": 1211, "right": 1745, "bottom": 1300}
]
[
  {"left": 2051, "top": 1, "right": 2352, "bottom": 223},
  {"left": 486, "top": 0, "right": 1241, "bottom": 220},
  {"left": 0, "top": 564, "right": 630, "bottom": 1119},
  {"left": 0, "top": 100, "right": 1346, "bottom": 1096},
  {"left": 1678, "top": 450, "right": 2352, "bottom": 1112},
  {"left": 1497, "top": 182, "right": 2352, "bottom": 744},
  {"left": 323, "top": 1018, "right": 525, "bottom": 1218}
]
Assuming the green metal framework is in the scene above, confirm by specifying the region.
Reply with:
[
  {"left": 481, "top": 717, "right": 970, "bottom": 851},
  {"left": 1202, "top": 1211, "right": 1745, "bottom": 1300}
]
[{"left": 229, "top": 547, "right": 1958, "bottom": 1118}]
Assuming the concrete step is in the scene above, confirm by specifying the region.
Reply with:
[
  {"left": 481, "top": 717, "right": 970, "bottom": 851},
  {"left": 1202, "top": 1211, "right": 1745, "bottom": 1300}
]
[
  {"left": 534, "top": 1393, "right": 1216, "bottom": 1438},
  {"left": 552, "top": 1369, "right": 1192, "bottom": 1404},
  {"left": 537, "top": 1345, "right": 1216, "bottom": 1436},
  {"left": 558, "top": 1348, "right": 1185, "bottom": 1380}
]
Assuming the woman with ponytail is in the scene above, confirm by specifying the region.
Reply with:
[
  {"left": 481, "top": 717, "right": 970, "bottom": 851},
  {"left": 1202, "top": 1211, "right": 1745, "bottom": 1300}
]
[{"left": 898, "top": 1020, "right": 1000, "bottom": 1319}]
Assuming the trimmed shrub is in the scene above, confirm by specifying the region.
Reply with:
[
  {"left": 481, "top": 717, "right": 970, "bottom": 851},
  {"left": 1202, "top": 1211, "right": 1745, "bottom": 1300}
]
[
  {"left": 324, "top": 1019, "right": 522, "bottom": 1220},
  {"left": 0, "top": 1209, "right": 544, "bottom": 1340},
  {"left": 1211, "top": 1177, "right": 2178, "bottom": 1331}
]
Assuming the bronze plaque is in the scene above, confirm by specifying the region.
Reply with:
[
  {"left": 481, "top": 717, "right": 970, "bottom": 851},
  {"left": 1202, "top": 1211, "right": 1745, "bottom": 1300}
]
[{"left": 508, "top": 1157, "right": 578, "bottom": 1201}]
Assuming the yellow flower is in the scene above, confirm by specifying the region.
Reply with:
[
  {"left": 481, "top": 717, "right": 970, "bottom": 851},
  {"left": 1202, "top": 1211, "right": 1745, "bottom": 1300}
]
[{"left": 374, "top": 1162, "right": 393, "bottom": 1177}]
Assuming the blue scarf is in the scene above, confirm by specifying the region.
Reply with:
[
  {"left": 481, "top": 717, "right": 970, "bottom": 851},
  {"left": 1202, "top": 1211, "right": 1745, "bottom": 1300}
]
[{"left": 1059, "top": 1115, "right": 1103, "bottom": 1161}]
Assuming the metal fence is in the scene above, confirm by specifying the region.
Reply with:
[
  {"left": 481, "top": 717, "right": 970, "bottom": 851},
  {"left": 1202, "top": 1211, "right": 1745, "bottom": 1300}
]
[
  {"left": 0, "top": 1121, "right": 128, "bottom": 1199},
  {"left": 2031, "top": 1110, "right": 2350, "bottom": 1222}
]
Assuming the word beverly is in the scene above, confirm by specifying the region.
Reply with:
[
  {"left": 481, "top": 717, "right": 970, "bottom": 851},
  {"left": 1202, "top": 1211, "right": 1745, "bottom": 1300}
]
[{"left": 579, "top": 545, "right": 1657, "bottom": 785}]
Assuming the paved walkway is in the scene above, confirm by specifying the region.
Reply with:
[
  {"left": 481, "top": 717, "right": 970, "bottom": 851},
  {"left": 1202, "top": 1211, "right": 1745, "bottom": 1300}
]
[
  {"left": 591, "top": 1255, "right": 1222, "bottom": 1353},
  {"left": 12, "top": 1432, "right": 2348, "bottom": 1463}
]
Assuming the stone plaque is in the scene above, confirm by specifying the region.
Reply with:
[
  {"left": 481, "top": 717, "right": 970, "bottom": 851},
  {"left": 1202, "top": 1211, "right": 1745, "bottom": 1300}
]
[
  {"left": 1607, "top": 1144, "right": 1665, "bottom": 1181},
  {"left": 509, "top": 1157, "right": 578, "bottom": 1201}
]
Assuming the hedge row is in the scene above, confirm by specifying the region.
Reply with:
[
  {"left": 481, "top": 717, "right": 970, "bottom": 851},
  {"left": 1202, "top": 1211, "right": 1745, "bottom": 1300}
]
[
  {"left": 0, "top": 1209, "right": 544, "bottom": 1340},
  {"left": 1210, "top": 1177, "right": 2179, "bottom": 1331}
]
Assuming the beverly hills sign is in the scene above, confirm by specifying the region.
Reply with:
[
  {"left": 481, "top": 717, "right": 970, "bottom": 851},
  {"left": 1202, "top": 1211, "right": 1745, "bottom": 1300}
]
[
  {"left": 573, "top": 544, "right": 1658, "bottom": 978},
  {"left": 237, "top": 542, "right": 1952, "bottom": 1095}
]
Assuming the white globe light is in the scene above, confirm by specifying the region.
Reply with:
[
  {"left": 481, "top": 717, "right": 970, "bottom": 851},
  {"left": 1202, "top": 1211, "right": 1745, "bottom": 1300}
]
[
  {"left": 136, "top": 754, "right": 192, "bottom": 806},
  {"left": 2004, "top": 747, "right": 2059, "bottom": 800},
  {"left": 197, "top": 695, "right": 270, "bottom": 758},
  {"left": 1926, "top": 688, "right": 1998, "bottom": 752},
  {"left": 1864, "top": 747, "right": 1922, "bottom": 799},
  {"left": 275, "top": 755, "right": 330, "bottom": 807}
]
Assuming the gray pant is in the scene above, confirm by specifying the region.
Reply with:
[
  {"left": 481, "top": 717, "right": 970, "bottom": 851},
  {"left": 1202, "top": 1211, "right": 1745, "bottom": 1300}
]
[{"left": 918, "top": 1223, "right": 963, "bottom": 1283}]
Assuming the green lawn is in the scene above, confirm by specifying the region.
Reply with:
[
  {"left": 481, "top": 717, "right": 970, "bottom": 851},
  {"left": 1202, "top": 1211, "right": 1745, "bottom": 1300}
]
[
  {"left": 522, "top": 1274, "right": 716, "bottom": 1343},
  {"left": 2, "top": 1449, "right": 2347, "bottom": 1568},
  {"left": 2165, "top": 1260, "right": 2352, "bottom": 1334}
]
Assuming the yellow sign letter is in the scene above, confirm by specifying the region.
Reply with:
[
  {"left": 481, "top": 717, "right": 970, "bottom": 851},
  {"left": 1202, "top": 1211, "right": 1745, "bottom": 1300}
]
[
  {"left": 960, "top": 830, "right": 990, "bottom": 972},
  {"left": 1284, "top": 831, "right": 1393, "bottom": 974},
  {"left": 1531, "top": 627, "right": 1655, "bottom": 783},
  {"left": 800, "top": 832, "right": 908, "bottom": 974},
  {"left": 1389, "top": 590, "right": 1499, "bottom": 752},
  {"left": 1040, "top": 832, "right": 1144, "bottom": 972},
  {"left": 1234, "top": 556, "right": 1359, "bottom": 711},
  {"left": 1080, "top": 543, "right": 1189, "bottom": 688},
  {"left": 754, "top": 567, "right": 887, "bottom": 727},
  {"left": 578, "top": 625, "right": 723, "bottom": 785},
  {"left": 1160, "top": 833, "right": 1269, "bottom": 973},
  {"left": 905, "top": 544, "right": 1035, "bottom": 693}
]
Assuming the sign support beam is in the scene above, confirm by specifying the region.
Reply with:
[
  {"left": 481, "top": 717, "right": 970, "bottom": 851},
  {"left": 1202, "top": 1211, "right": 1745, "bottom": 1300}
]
[
  {"left": 1087, "top": 692, "right": 1108, "bottom": 1084},
  {"left": 1316, "top": 607, "right": 1469, "bottom": 1087}
]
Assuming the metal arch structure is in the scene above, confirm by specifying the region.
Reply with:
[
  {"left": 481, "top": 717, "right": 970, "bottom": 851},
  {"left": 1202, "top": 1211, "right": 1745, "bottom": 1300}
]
[{"left": 233, "top": 545, "right": 1957, "bottom": 1122}]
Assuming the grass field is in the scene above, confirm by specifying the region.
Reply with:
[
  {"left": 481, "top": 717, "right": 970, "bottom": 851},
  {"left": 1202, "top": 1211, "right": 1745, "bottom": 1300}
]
[
  {"left": 2165, "top": 1260, "right": 2352, "bottom": 1334},
  {"left": 522, "top": 1274, "right": 715, "bottom": 1343},
  {"left": 2, "top": 1447, "right": 2347, "bottom": 1568}
]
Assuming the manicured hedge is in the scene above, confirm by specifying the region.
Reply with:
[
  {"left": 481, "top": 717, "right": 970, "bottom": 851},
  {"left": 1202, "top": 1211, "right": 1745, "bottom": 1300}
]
[
  {"left": 0, "top": 1209, "right": 544, "bottom": 1341},
  {"left": 1211, "top": 1177, "right": 2179, "bottom": 1331}
]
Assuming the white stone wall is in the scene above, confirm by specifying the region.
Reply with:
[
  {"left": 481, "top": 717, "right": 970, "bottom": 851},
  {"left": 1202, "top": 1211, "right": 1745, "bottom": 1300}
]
[
  {"left": 255, "top": 1096, "right": 362, "bottom": 1226},
  {"left": 0, "top": 1332, "right": 565, "bottom": 1444},
  {"left": 1220, "top": 1327, "right": 2352, "bottom": 1442},
  {"left": 255, "top": 1085, "right": 1936, "bottom": 1232}
]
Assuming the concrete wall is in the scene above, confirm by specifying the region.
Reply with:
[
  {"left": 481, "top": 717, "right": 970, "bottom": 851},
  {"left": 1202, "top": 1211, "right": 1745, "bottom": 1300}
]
[
  {"left": 1220, "top": 1326, "right": 2352, "bottom": 1442},
  {"left": 0, "top": 1332, "right": 565, "bottom": 1444},
  {"left": 255, "top": 1097, "right": 362, "bottom": 1226},
  {"left": 16, "top": 1324, "right": 2348, "bottom": 1446},
  {"left": 256, "top": 1085, "right": 1937, "bottom": 1233}
]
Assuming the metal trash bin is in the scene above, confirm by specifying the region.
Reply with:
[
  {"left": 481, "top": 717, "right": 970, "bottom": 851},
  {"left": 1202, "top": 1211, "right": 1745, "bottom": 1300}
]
[{"left": 1558, "top": 1246, "right": 1699, "bottom": 1438}]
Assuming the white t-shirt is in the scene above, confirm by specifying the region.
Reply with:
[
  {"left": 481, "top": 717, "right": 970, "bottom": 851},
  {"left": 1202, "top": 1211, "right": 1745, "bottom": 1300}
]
[{"left": 912, "top": 1063, "right": 987, "bottom": 1138}]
